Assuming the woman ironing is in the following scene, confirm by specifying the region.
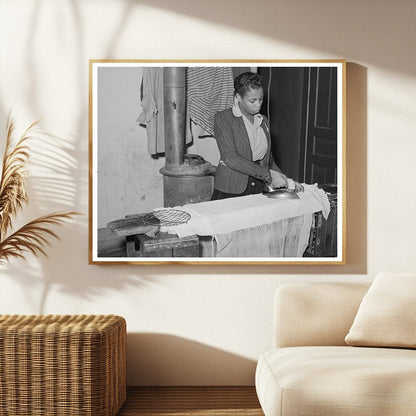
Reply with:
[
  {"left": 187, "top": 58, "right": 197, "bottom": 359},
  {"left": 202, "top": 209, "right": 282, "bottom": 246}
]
[{"left": 211, "top": 72, "right": 303, "bottom": 200}]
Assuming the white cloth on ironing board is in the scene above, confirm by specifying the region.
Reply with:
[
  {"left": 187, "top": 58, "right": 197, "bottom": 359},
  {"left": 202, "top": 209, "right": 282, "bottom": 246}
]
[{"left": 162, "top": 184, "right": 330, "bottom": 238}]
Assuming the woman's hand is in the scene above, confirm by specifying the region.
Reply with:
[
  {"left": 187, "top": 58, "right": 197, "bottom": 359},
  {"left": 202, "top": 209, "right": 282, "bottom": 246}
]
[
  {"left": 294, "top": 181, "right": 304, "bottom": 192},
  {"left": 270, "top": 170, "right": 288, "bottom": 188},
  {"left": 286, "top": 177, "right": 305, "bottom": 192}
]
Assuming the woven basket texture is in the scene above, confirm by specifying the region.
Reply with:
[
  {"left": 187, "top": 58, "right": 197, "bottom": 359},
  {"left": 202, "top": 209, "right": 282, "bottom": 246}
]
[{"left": 0, "top": 314, "right": 126, "bottom": 416}]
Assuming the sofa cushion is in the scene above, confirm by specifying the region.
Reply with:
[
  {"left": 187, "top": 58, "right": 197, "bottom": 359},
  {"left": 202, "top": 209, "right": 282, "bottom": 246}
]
[
  {"left": 256, "top": 346, "right": 416, "bottom": 416},
  {"left": 345, "top": 272, "right": 416, "bottom": 348}
]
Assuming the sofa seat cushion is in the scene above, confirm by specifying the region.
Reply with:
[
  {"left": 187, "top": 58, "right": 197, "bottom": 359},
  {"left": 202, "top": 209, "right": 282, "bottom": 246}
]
[{"left": 256, "top": 346, "right": 416, "bottom": 416}]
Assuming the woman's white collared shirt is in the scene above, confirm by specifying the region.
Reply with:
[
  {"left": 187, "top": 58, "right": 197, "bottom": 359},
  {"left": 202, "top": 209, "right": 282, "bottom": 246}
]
[{"left": 232, "top": 103, "right": 268, "bottom": 161}]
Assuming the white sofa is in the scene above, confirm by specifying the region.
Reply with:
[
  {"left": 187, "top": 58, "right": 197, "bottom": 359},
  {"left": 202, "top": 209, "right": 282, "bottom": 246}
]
[{"left": 255, "top": 281, "right": 416, "bottom": 416}]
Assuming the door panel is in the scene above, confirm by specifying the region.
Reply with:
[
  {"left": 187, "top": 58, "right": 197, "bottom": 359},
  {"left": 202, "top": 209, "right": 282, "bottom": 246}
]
[{"left": 304, "top": 67, "right": 338, "bottom": 184}]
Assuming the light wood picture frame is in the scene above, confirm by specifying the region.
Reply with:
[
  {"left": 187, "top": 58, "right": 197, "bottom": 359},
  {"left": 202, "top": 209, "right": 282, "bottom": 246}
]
[{"left": 89, "top": 60, "right": 346, "bottom": 265}]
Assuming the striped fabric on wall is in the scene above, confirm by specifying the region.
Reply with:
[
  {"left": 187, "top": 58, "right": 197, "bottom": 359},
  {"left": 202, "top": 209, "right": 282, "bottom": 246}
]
[{"left": 187, "top": 67, "right": 235, "bottom": 136}]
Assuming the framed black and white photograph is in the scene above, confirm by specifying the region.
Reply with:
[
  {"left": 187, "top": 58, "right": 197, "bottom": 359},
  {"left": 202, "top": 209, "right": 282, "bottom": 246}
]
[{"left": 89, "top": 60, "right": 345, "bottom": 264}]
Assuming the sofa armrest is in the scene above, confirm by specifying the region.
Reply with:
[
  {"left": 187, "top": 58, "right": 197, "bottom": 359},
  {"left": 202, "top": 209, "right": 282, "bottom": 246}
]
[{"left": 273, "top": 282, "right": 370, "bottom": 348}]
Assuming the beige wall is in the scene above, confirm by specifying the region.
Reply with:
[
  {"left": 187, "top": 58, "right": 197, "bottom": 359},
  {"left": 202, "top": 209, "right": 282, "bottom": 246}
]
[{"left": 0, "top": 0, "right": 415, "bottom": 385}]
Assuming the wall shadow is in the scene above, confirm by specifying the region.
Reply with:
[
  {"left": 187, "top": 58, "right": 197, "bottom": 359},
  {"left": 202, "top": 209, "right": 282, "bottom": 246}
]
[
  {"left": 0, "top": 1, "right": 149, "bottom": 312},
  {"left": 0, "top": 2, "right": 370, "bottom": 291},
  {"left": 132, "top": 0, "right": 413, "bottom": 77},
  {"left": 0, "top": 123, "right": 156, "bottom": 313},
  {"left": 127, "top": 333, "right": 257, "bottom": 386}
]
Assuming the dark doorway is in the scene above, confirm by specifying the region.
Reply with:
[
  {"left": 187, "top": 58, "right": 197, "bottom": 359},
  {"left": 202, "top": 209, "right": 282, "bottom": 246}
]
[{"left": 259, "top": 66, "right": 338, "bottom": 186}]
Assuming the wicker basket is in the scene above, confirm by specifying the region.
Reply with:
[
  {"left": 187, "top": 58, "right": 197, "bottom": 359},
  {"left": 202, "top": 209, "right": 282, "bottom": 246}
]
[{"left": 0, "top": 314, "right": 126, "bottom": 416}]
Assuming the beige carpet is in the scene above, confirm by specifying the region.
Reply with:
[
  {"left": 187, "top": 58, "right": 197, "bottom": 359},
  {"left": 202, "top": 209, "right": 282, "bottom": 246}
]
[{"left": 117, "top": 386, "right": 263, "bottom": 416}]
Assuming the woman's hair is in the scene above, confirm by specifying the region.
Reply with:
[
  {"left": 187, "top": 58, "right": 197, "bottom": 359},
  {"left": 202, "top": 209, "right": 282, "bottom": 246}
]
[{"left": 234, "top": 72, "right": 263, "bottom": 97}]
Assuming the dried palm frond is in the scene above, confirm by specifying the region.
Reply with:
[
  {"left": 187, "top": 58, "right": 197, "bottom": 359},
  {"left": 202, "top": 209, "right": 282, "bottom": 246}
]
[
  {"left": 0, "top": 212, "right": 78, "bottom": 265},
  {"left": 0, "top": 115, "right": 79, "bottom": 264},
  {"left": 0, "top": 117, "right": 37, "bottom": 238}
]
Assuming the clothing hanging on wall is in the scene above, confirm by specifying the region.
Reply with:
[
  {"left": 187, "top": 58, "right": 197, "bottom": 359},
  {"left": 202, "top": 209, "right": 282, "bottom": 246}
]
[
  {"left": 137, "top": 68, "right": 165, "bottom": 154},
  {"left": 137, "top": 67, "right": 253, "bottom": 154},
  {"left": 138, "top": 68, "right": 193, "bottom": 155},
  {"left": 186, "top": 67, "right": 234, "bottom": 141}
]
